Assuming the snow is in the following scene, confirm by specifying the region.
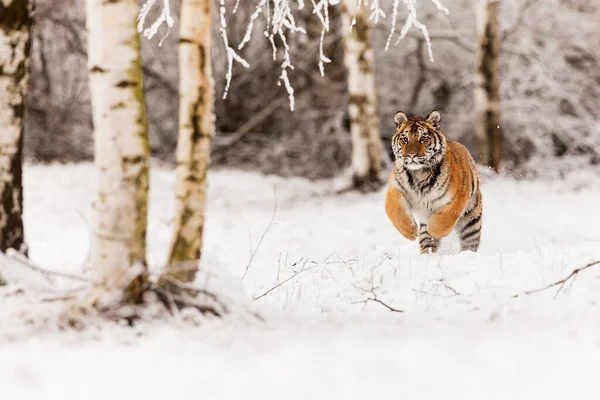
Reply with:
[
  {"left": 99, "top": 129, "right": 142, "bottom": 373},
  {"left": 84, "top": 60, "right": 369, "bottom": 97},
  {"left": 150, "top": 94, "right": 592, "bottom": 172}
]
[{"left": 2, "top": 162, "right": 600, "bottom": 398}]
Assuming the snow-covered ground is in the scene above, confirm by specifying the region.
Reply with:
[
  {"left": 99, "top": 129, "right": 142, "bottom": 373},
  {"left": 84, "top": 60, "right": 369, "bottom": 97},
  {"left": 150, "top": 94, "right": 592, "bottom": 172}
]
[{"left": 2, "top": 162, "right": 600, "bottom": 399}]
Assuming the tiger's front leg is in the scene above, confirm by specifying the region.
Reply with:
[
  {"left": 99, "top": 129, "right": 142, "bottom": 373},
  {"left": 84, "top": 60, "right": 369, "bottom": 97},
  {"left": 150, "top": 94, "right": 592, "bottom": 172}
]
[
  {"left": 427, "top": 193, "right": 470, "bottom": 240},
  {"left": 418, "top": 223, "right": 441, "bottom": 254},
  {"left": 385, "top": 182, "right": 418, "bottom": 241}
]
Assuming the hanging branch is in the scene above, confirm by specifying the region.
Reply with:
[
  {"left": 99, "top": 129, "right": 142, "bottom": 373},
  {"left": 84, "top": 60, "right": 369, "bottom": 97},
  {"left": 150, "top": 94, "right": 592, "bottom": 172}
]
[{"left": 137, "top": 0, "right": 449, "bottom": 109}]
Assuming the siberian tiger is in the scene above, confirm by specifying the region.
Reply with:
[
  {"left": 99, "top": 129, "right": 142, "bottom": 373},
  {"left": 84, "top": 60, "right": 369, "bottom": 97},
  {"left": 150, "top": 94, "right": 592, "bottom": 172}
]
[{"left": 385, "top": 110, "right": 482, "bottom": 254}]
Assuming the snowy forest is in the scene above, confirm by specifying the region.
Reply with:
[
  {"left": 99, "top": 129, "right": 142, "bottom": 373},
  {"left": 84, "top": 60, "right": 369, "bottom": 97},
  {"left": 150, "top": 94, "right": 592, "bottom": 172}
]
[{"left": 1, "top": 0, "right": 600, "bottom": 398}]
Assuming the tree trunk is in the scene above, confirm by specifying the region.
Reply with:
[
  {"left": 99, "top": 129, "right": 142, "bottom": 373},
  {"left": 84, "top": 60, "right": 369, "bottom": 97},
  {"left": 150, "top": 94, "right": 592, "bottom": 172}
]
[
  {"left": 162, "top": 0, "right": 215, "bottom": 283},
  {"left": 340, "top": 0, "right": 384, "bottom": 191},
  {"left": 85, "top": 0, "right": 150, "bottom": 304},
  {"left": 474, "top": 0, "right": 503, "bottom": 171},
  {"left": 0, "top": 0, "right": 31, "bottom": 256}
]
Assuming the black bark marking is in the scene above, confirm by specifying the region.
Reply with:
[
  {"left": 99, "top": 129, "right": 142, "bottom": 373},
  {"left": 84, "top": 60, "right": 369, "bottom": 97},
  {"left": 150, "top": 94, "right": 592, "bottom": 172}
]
[
  {"left": 0, "top": 0, "right": 32, "bottom": 33},
  {"left": 116, "top": 80, "right": 137, "bottom": 88},
  {"left": 0, "top": 0, "right": 30, "bottom": 253},
  {"left": 90, "top": 66, "right": 107, "bottom": 74},
  {"left": 110, "top": 101, "right": 126, "bottom": 110},
  {"left": 0, "top": 133, "right": 25, "bottom": 253},
  {"left": 122, "top": 155, "right": 146, "bottom": 165}
]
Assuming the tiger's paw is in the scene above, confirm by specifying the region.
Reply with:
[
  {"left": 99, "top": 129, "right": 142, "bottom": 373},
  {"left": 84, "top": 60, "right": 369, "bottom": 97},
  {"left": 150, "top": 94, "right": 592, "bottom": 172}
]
[{"left": 404, "top": 221, "right": 418, "bottom": 241}]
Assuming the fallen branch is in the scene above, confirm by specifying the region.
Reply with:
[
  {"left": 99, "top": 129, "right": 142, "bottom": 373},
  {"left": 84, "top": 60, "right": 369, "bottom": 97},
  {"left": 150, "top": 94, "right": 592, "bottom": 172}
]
[
  {"left": 0, "top": 250, "right": 90, "bottom": 292},
  {"left": 514, "top": 260, "right": 600, "bottom": 298},
  {"left": 351, "top": 276, "right": 404, "bottom": 313},
  {"left": 358, "top": 297, "right": 404, "bottom": 313}
]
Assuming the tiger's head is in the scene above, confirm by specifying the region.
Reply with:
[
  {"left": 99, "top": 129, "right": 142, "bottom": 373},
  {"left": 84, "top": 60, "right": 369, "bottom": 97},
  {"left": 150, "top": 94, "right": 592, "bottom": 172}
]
[{"left": 391, "top": 110, "right": 446, "bottom": 171}]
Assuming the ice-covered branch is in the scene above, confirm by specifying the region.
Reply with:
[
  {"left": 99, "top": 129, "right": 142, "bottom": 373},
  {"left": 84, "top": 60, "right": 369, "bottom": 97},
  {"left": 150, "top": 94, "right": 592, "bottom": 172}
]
[
  {"left": 138, "top": 0, "right": 174, "bottom": 46},
  {"left": 219, "top": 0, "right": 251, "bottom": 100},
  {"left": 138, "top": 0, "right": 449, "bottom": 109}
]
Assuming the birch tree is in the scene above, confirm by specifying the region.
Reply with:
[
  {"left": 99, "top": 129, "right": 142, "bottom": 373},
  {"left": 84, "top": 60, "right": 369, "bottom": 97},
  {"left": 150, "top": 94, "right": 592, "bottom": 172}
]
[
  {"left": 474, "top": 0, "right": 503, "bottom": 171},
  {"left": 340, "top": 0, "right": 385, "bottom": 191},
  {"left": 161, "top": 0, "right": 215, "bottom": 284},
  {"left": 0, "top": 0, "right": 32, "bottom": 255},
  {"left": 85, "top": 0, "right": 150, "bottom": 304}
]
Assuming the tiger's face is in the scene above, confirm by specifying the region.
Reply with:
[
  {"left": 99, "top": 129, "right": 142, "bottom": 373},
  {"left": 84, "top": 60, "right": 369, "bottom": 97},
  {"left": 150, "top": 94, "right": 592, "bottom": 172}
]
[{"left": 391, "top": 110, "right": 444, "bottom": 171}]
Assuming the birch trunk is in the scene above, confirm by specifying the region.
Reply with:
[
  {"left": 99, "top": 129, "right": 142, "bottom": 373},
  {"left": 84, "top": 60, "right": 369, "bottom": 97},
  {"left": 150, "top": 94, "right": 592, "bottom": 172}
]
[
  {"left": 340, "top": 0, "right": 384, "bottom": 190},
  {"left": 162, "top": 0, "right": 215, "bottom": 283},
  {"left": 474, "top": 0, "right": 503, "bottom": 171},
  {"left": 85, "top": 0, "right": 150, "bottom": 303},
  {"left": 0, "top": 0, "right": 31, "bottom": 255}
]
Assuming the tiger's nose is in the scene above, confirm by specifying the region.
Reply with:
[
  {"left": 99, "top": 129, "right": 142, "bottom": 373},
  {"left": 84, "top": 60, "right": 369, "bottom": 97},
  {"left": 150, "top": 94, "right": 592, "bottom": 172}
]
[{"left": 407, "top": 152, "right": 418, "bottom": 158}]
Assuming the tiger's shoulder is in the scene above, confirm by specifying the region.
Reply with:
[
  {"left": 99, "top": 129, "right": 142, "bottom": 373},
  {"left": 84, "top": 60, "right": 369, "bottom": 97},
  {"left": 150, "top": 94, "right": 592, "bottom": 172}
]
[{"left": 445, "top": 139, "right": 480, "bottom": 193}]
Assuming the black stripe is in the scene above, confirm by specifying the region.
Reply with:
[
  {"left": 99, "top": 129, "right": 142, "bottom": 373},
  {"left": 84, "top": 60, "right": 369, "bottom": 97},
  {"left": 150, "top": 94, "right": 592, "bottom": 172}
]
[
  {"left": 462, "top": 193, "right": 481, "bottom": 216},
  {"left": 438, "top": 165, "right": 450, "bottom": 189},
  {"left": 463, "top": 202, "right": 475, "bottom": 216},
  {"left": 430, "top": 185, "right": 449, "bottom": 204},
  {"left": 394, "top": 175, "right": 411, "bottom": 195},
  {"left": 404, "top": 170, "right": 414, "bottom": 188},
  {"left": 432, "top": 132, "right": 440, "bottom": 150},
  {"left": 460, "top": 228, "right": 481, "bottom": 241},
  {"left": 461, "top": 215, "right": 481, "bottom": 232},
  {"left": 419, "top": 237, "right": 433, "bottom": 245},
  {"left": 422, "top": 162, "right": 443, "bottom": 193}
]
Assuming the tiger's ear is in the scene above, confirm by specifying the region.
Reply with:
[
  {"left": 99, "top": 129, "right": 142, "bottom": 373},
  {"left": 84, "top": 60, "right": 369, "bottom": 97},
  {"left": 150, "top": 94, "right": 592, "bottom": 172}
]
[
  {"left": 427, "top": 110, "right": 441, "bottom": 129},
  {"left": 394, "top": 111, "right": 408, "bottom": 127}
]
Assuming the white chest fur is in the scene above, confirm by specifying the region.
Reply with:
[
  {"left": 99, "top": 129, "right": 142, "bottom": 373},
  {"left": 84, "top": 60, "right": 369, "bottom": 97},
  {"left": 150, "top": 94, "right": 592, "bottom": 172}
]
[{"left": 392, "top": 168, "right": 450, "bottom": 224}]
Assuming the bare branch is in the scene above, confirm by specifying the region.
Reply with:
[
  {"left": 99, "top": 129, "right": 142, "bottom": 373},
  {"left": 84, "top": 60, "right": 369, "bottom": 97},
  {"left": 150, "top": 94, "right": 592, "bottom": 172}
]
[
  {"left": 254, "top": 259, "right": 316, "bottom": 300},
  {"left": 351, "top": 272, "right": 404, "bottom": 313},
  {"left": 242, "top": 188, "right": 278, "bottom": 280},
  {"left": 351, "top": 297, "right": 404, "bottom": 313},
  {"left": 514, "top": 260, "right": 600, "bottom": 298},
  {"left": 1, "top": 249, "right": 89, "bottom": 284}
]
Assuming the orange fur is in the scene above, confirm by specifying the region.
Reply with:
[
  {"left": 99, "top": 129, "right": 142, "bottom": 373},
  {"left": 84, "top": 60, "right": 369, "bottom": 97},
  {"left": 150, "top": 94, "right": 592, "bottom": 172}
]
[
  {"left": 386, "top": 111, "right": 482, "bottom": 254},
  {"left": 427, "top": 141, "right": 476, "bottom": 239},
  {"left": 385, "top": 175, "right": 418, "bottom": 241}
]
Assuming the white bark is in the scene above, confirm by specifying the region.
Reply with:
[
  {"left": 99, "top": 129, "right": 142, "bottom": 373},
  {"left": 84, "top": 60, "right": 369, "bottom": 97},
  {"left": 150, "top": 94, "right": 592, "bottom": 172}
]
[
  {"left": 0, "top": 0, "right": 31, "bottom": 255},
  {"left": 85, "top": 0, "right": 150, "bottom": 302},
  {"left": 474, "top": 0, "right": 503, "bottom": 171},
  {"left": 163, "top": 0, "right": 215, "bottom": 283},
  {"left": 340, "top": 0, "right": 384, "bottom": 189}
]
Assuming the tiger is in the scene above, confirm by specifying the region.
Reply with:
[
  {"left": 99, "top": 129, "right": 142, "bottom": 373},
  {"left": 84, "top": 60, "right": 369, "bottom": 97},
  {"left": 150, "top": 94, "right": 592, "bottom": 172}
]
[{"left": 385, "top": 110, "right": 482, "bottom": 254}]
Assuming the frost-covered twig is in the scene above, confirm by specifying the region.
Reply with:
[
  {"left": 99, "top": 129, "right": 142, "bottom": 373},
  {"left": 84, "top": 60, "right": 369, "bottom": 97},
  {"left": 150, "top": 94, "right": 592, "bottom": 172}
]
[
  {"left": 351, "top": 277, "right": 404, "bottom": 313},
  {"left": 242, "top": 189, "right": 278, "bottom": 280},
  {"left": 218, "top": 0, "right": 250, "bottom": 100},
  {"left": 514, "top": 260, "right": 600, "bottom": 298},
  {"left": 254, "top": 258, "right": 316, "bottom": 300},
  {"left": 138, "top": 0, "right": 174, "bottom": 46}
]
